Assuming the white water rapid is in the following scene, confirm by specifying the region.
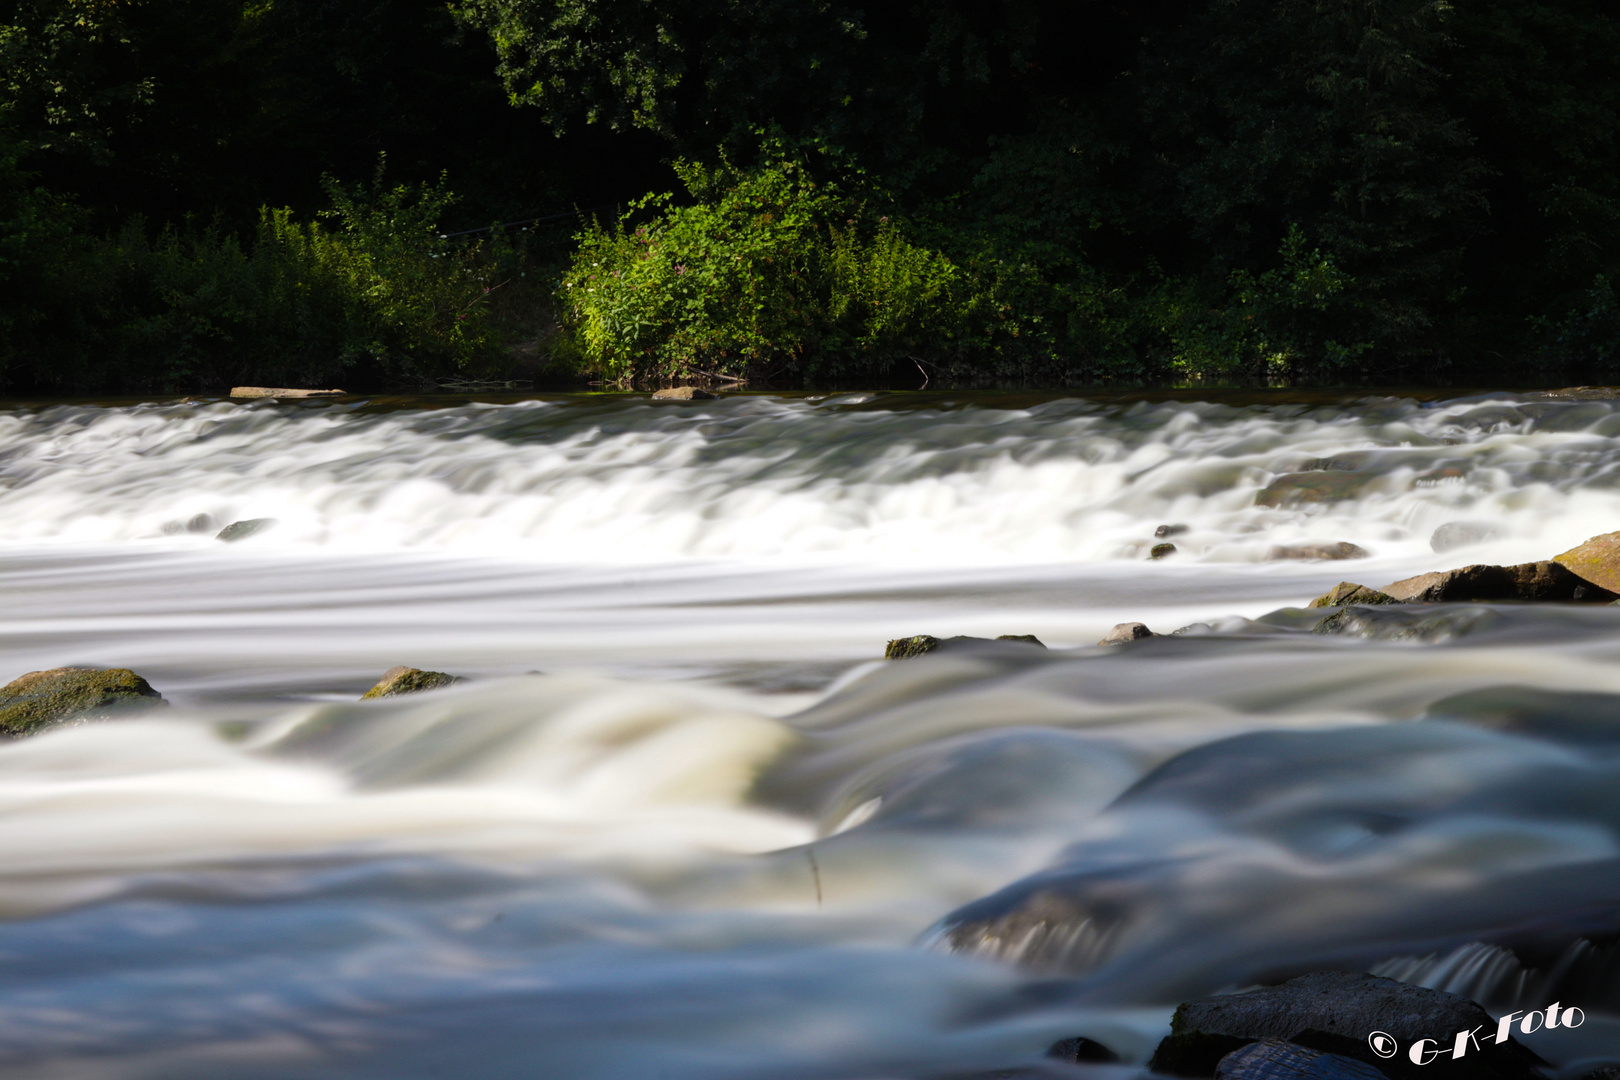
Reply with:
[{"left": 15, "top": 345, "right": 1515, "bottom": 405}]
[{"left": 1, "top": 390, "right": 1618, "bottom": 1079}]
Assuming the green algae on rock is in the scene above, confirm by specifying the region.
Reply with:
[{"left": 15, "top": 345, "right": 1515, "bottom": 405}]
[
  {"left": 360, "top": 666, "right": 462, "bottom": 699},
  {"left": 0, "top": 667, "right": 166, "bottom": 736},
  {"left": 1554, "top": 530, "right": 1620, "bottom": 594},
  {"left": 883, "top": 635, "right": 1045, "bottom": 659}
]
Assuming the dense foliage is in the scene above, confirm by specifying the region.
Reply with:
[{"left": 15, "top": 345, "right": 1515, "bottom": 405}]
[{"left": 4, "top": 0, "right": 1620, "bottom": 389}]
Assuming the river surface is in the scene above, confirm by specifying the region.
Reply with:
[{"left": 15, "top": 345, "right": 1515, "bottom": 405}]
[{"left": 2, "top": 390, "right": 1619, "bottom": 1078}]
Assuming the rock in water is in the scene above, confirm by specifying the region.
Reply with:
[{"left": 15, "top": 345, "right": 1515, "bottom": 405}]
[
  {"left": 1307, "top": 583, "right": 1398, "bottom": 608},
  {"left": 1254, "top": 472, "right": 1372, "bottom": 508},
  {"left": 1382, "top": 561, "right": 1612, "bottom": 602},
  {"left": 1312, "top": 605, "right": 1498, "bottom": 643},
  {"left": 1265, "top": 542, "right": 1369, "bottom": 562},
  {"left": 360, "top": 666, "right": 461, "bottom": 699},
  {"left": 1157, "top": 523, "right": 1190, "bottom": 538},
  {"left": 1046, "top": 1036, "right": 1118, "bottom": 1064},
  {"left": 1099, "top": 622, "right": 1155, "bottom": 645},
  {"left": 0, "top": 667, "right": 166, "bottom": 736},
  {"left": 1215, "top": 1039, "right": 1386, "bottom": 1079},
  {"left": 229, "top": 387, "right": 345, "bottom": 398},
  {"left": 1430, "top": 521, "right": 1501, "bottom": 553},
  {"left": 1148, "top": 971, "right": 1544, "bottom": 1080},
  {"left": 1555, "top": 530, "right": 1620, "bottom": 593},
  {"left": 1151, "top": 543, "right": 1178, "bottom": 559},
  {"left": 651, "top": 386, "right": 717, "bottom": 400},
  {"left": 884, "top": 635, "right": 1045, "bottom": 659},
  {"left": 216, "top": 518, "right": 277, "bottom": 542}
]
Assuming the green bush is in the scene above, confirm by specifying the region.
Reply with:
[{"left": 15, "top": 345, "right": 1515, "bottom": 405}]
[
  {"left": 562, "top": 154, "right": 962, "bottom": 385},
  {"left": 0, "top": 159, "right": 513, "bottom": 393}
]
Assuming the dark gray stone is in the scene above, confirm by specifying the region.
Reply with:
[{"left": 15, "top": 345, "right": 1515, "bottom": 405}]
[
  {"left": 1215, "top": 1039, "right": 1386, "bottom": 1079},
  {"left": 1157, "top": 523, "right": 1190, "bottom": 538},
  {"left": 1312, "top": 605, "right": 1499, "bottom": 643},
  {"left": 216, "top": 518, "right": 277, "bottom": 542},
  {"left": 1045, "top": 1036, "right": 1118, "bottom": 1064}
]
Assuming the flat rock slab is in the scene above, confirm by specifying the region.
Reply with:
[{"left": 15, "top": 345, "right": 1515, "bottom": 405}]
[
  {"left": 651, "top": 386, "right": 718, "bottom": 400},
  {"left": 1266, "top": 542, "right": 1368, "bottom": 562},
  {"left": 360, "top": 666, "right": 462, "bottom": 699},
  {"left": 230, "top": 387, "right": 346, "bottom": 398},
  {"left": 1149, "top": 971, "right": 1543, "bottom": 1080},
  {"left": 1382, "top": 561, "right": 1611, "bottom": 603},
  {"left": 0, "top": 667, "right": 165, "bottom": 736},
  {"left": 1555, "top": 530, "right": 1620, "bottom": 593},
  {"left": 884, "top": 634, "right": 1045, "bottom": 659}
]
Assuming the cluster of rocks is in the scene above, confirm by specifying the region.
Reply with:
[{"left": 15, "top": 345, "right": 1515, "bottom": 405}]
[
  {"left": 1040, "top": 971, "right": 1566, "bottom": 1079},
  {"left": 0, "top": 664, "right": 463, "bottom": 738}
]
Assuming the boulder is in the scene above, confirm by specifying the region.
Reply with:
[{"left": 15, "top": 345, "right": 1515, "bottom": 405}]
[
  {"left": 0, "top": 667, "right": 166, "bottom": 736},
  {"left": 1255, "top": 472, "right": 1372, "bottom": 508},
  {"left": 1555, "top": 530, "right": 1620, "bottom": 593},
  {"left": 360, "top": 666, "right": 461, "bottom": 699},
  {"left": 651, "top": 386, "right": 717, "bottom": 400},
  {"left": 884, "top": 635, "right": 1045, "bottom": 659},
  {"left": 1430, "top": 521, "right": 1501, "bottom": 553},
  {"left": 1045, "top": 1036, "right": 1118, "bottom": 1064},
  {"left": 1381, "top": 561, "right": 1613, "bottom": 603},
  {"left": 1307, "top": 583, "right": 1399, "bottom": 609},
  {"left": 229, "top": 387, "right": 344, "bottom": 398},
  {"left": 1151, "top": 543, "right": 1178, "bottom": 560},
  {"left": 1266, "top": 542, "right": 1369, "bottom": 562},
  {"left": 1215, "top": 1039, "right": 1386, "bottom": 1079},
  {"left": 1099, "top": 622, "right": 1155, "bottom": 646},
  {"left": 216, "top": 518, "right": 276, "bottom": 542},
  {"left": 1147, "top": 971, "right": 1544, "bottom": 1080}
]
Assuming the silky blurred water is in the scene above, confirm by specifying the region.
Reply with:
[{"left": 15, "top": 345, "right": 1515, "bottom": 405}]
[{"left": 1, "top": 390, "right": 1618, "bottom": 1079}]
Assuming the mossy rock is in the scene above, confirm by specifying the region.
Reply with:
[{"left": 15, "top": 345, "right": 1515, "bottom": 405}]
[
  {"left": 1307, "top": 582, "right": 1399, "bottom": 608},
  {"left": 0, "top": 667, "right": 166, "bottom": 736},
  {"left": 360, "top": 666, "right": 462, "bottom": 699}
]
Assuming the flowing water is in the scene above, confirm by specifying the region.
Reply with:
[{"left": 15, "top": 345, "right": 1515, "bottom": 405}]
[{"left": 3, "top": 390, "right": 1620, "bottom": 1078}]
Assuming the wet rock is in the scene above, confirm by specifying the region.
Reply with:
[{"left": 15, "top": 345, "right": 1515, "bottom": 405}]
[
  {"left": 1312, "top": 605, "right": 1499, "bottom": 643},
  {"left": 1172, "top": 622, "right": 1216, "bottom": 636},
  {"left": 185, "top": 512, "right": 217, "bottom": 534},
  {"left": 216, "top": 518, "right": 276, "bottom": 542},
  {"left": 884, "top": 635, "right": 1045, "bottom": 659},
  {"left": 1429, "top": 521, "right": 1501, "bottom": 553},
  {"left": 229, "top": 386, "right": 344, "bottom": 398},
  {"left": 1151, "top": 543, "right": 1178, "bottom": 560},
  {"left": 1149, "top": 971, "right": 1544, "bottom": 1080},
  {"left": 1255, "top": 472, "right": 1372, "bottom": 508},
  {"left": 651, "top": 386, "right": 717, "bottom": 400},
  {"left": 1157, "top": 523, "right": 1190, "bottom": 539},
  {"left": 1045, "top": 1036, "right": 1118, "bottom": 1064},
  {"left": 1307, "top": 583, "right": 1399, "bottom": 609},
  {"left": 360, "top": 666, "right": 462, "bottom": 699},
  {"left": 1099, "top": 622, "right": 1155, "bottom": 645},
  {"left": 1214, "top": 1039, "right": 1385, "bottom": 1079},
  {"left": 1265, "top": 542, "right": 1369, "bottom": 562},
  {"left": 1554, "top": 530, "right": 1620, "bottom": 594},
  {"left": 1382, "top": 561, "right": 1613, "bottom": 603},
  {"left": 0, "top": 667, "right": 166, "bottom": 737}
]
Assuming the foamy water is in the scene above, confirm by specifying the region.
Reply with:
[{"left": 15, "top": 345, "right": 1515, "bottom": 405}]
[{"left": 1, "top": 391, "right": 1618, "bottom": 1079}]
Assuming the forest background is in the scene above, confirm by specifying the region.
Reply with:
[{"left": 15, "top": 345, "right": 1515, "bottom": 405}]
[{"left": 3, "top": 0, "right": 1620, "bottom": 392}]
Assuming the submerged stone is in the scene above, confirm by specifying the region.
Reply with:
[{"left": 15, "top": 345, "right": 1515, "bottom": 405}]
[
  {"left": 0, "top": 667, "right": 166, "bottom": 736},
  {"left": 1265, "top": 542, "right": 1369, "bottom": 562},
  {"left": 1150, "top": 971, "right": 1543, "bottom": 1080},
  {"left": 651, "top": 386, "right": 717, "bottom": 400},
  {"left": 1046, "top": 1035, "right": 1118, "bottom": 1064},
  {"left": 360, "top": 666, "right": 462, "bottom": 699},
  {"left": 1306, "top": 583, "right": 1398, "bottom": 608},
  {"left": 1157, "top": 523, "right": 1190, "bottom": 538},
  {"left": 1312, "top": 605, "right": 1498, "bottom": 643},
  {"left": 1151, "top": 542, "right": 1178, "bottom": 560},
  {"left": 1430, "top": 521, "right": 1501, "bottom": 553},
  {"left": 1381, "top": 560, "right": 1612, "bottom": 603},
  {"left": 1254, "top": 471, "right": 1372, "bottom": 508},
  {"left": 1215, "top": 1039, "right": 1386, "bottom": 1080},
  {"left": 216, "top": 518, "right": 277, "bottom": 542}
]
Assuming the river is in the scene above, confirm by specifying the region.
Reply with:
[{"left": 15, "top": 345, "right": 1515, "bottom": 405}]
[{"left": 0, "top": 390, "right": 1617, "bottom": 1078}]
